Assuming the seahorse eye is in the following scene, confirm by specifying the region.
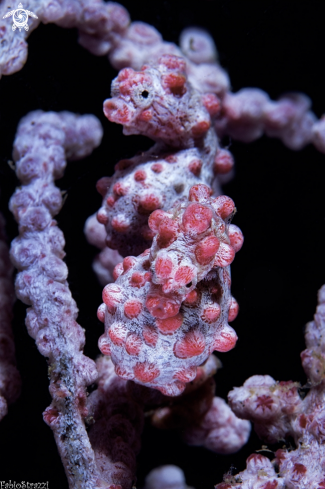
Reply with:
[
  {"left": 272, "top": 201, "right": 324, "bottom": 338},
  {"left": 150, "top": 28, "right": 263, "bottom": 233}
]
[{"left": 141, "top": 90, "right": 149, "bottom": 99}]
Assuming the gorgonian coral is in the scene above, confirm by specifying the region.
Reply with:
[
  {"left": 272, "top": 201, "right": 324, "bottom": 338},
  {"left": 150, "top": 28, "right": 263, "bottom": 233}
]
[
  {"left": 1, "top": 2, "right": 325, "bottom": 488},
  {"left": 215, "top": 286, "right": 325, "bottom": 489}
]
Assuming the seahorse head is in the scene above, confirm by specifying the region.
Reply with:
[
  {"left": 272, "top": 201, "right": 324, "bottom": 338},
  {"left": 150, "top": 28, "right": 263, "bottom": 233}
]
[{"left": 104, "top": 54, "right": 215, "bottom": 147}]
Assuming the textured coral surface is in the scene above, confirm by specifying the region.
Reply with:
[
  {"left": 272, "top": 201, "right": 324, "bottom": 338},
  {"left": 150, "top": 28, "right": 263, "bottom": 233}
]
[
  {"left": 0, "top": 213, "right": 21, "bottom": 421},
  {"left": 1, "top": 2, "right": 325, "bottom": 489},
  {"left": 9, "top": 110, "right": 106, "bottom": 488},
  {"left": 215, "top": 286, "right": 325, "bottom": 488},
  {"left": 8, "top": 106, "right": 248, "bottom": 489}
]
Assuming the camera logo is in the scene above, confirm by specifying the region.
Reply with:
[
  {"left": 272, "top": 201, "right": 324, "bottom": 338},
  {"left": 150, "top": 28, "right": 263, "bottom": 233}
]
[{"left": 2, "top": 3, "right": 38, "bottom": 32}]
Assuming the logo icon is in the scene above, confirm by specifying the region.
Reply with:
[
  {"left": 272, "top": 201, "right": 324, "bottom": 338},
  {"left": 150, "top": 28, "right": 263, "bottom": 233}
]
[{"left": 2, "top": 2, "right": 38, "bottom": 31}]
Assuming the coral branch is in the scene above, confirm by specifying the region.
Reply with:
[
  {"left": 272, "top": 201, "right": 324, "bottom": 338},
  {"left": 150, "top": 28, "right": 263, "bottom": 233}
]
[
  {"left": 9, "top": 110, "right": 107, "bottom": 489},
  {"left": 1, "top": 0, "right": 229, "bottom": 99},
  {"left": 84, "top": 214, "right": 123, "bottom": 285},
  {"left": 216, "top": 286, "right": 325, "bottom": 488},
  {"left": 0, "top": 212, "right": 21, "bottom": 421},
  {"left": 183, "top": 396, "right": 250, "bottom": 455},
  {"left": 149, "top": 354, "right": 250, "bottom": 454},
  {"left": 215, "top": 89, "right": 320, "bottom": 151},
  {"left": 3, "top": 0, "right": 325, "bottom": 156},
  {"left": 2, "top": 1, "right": 324, "bottom": 486},
  {"left": 87, "top": 353, "right": 249, "bottom": 487},
  {"left": 87, "top": 355, "right": 144, "bottom": 488},
  {"left": 0, "top": 0, "right": 129, "bottom": 77}
]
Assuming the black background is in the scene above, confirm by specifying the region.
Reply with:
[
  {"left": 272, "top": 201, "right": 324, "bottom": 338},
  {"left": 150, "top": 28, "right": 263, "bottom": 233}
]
[{"left": 1, "top": 1, "right": 325, "bottom": 487}]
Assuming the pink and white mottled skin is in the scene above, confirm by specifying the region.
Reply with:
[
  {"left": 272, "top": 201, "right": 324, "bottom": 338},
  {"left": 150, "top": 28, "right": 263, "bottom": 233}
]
[
  {"left": 3, "top": 0, "right": 325, "bottom": 155},
  {"left": 2, "top": 8, "right": 250, "bottom": 485},
  {"left": 95, "top": 52, "right": 243, "bottom": 396},
  {"left": 107, "top": 19, "right": 325, "bottom": 154},
  {"left": 97, "top": 183, "right": 242, "bottom": 395},
  {"left": 96, "top": 54, "right": 229, "bottom": 257},
  {"left": 83, "top": 47, "right": 233, "bottom": 263},
  {"left": 93, "top": 143, "right": 223, "bottom": 258},
  {"left": 0, "top": 212, "right": 21, "bottom": 421},
  {"left": 215, "top": 285, "right": 325, "bottom": 489},
  {"left": 104, "top": 54, "right": 218, "bottom": 147},
  {"left": 7, "top": 108, "right": 248, "bottom": 489},
  {"left": 2, "top": 2, "right": 325, "bottom": 487},
  {"left": 93, "top": 140, "right": 229, "bottom": 258},
  {"left": 107, "top": 22, "right": 230, "bottom": 97}
]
